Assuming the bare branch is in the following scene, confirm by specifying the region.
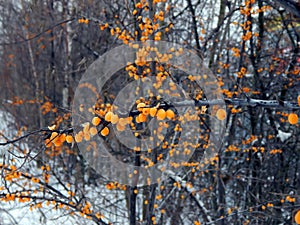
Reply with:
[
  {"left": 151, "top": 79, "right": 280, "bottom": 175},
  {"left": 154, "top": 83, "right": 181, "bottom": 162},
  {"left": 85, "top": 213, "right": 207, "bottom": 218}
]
[{"left": 268, "top": 0, "right": 300, "bottom": 18}]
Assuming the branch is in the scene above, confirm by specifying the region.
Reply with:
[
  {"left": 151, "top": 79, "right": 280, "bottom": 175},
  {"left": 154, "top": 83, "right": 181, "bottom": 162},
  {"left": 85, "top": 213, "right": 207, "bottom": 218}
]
[
  {"left": 0, "top": 18, "right": 76, "bottom": 46},
  {"left": 0, "top": 129, "right": 48, "bottom": 146},
  {"left": 0, "top": 166, "right": 109, "bottom": 225},
  {"left": 172, "top": 98, "right": 300, "bottom": 109},
  {"left": 203, "top": 7, "right": 240, "bottom": 49},
  {"left": 0, "top": 128, "right": 72, "bottom": 146},
  {"left": 186, "top": 0, "right": 203, "bottom": 58},
  {"left": 0, "top": 98, "right": 298, "bottom": 146},
  {"left": 0, "top": 208, "right": 18, "bottom": 225},
  {"left": 269, "top": 0, "right": 300, "bottom": 18},
  {"left": 165, "top": 170, "right": 213, "bottom": 223}
]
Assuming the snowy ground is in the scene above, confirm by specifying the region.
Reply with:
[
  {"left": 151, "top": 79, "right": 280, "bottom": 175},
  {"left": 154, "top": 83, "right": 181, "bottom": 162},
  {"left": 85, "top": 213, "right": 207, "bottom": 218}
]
[
  {"left": 0, "top": 110, "right": 129, "bottom": 225},
  {"left": 0, "top": 202, "right": 80, "bottom": 225}
]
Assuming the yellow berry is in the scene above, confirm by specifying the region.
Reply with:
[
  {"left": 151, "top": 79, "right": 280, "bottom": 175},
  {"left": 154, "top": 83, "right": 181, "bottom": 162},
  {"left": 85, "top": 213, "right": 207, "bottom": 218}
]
[
  {"left": 48, "top": 124, "right": 56, "bottom": 131},
  {"left": 216, "top": 109, "right": 226, "bottom": 121}
]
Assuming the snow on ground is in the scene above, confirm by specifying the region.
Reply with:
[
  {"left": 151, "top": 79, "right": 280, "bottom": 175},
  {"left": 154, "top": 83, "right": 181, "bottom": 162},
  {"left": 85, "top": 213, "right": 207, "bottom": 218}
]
[
  {"left": 0, "top": 109, "right": 128, "bottom": 225},
  {"left": 0, "top": 111, "right": 75, "bottom": 225},
  {"left": 1, "top": 202, "right": 80, "bottom": 225}
]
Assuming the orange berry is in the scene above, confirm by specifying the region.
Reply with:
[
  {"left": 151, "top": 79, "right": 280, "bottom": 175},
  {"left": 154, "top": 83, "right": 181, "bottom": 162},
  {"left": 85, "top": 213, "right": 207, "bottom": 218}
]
[
  {"left": 142, "top": 108, "right": 150, "bottom": 115},
  {"left": 89, "top": 127, "right": 98, "bottom": 136},
  {"left": 137, "top": 102, "right": 146, "bottom": 111},
  {"left": 75, "top": 133, "right": 83, "bottom": 143},
  {"left": 136, "top": 2, "right": 142, "bottom": 8},
  {"left": 101, "top": 127, "right": 110, "bottom": 136},
  {"left": 116, "top": 122, "right": 126, "bottom": 131},
  {"left": 166, "top": 109, "right": 175, "bottom": 119},
  {"left": 50, "top": 132, "right": 59, "bottom": 141},
  {"left": 59, "top": 133, "right": 66, "bottom": 143},
  {"left": 111, "top": 114, "right": 119, "bottom": 124},
  {"left": 126, "top": 116, "right": 133, "bottom": 123},
  {"left": 138, "top": 113, "right": 147, "bottom": 122},
  {"left": 216, "top": 108, "right": 226, "bottom": 121},
  {"left": 118, "top": 118, "right": 127, "bottom": 126},
  {"left": 98, "top": 109, "right": 106, "bottom": 117},
  {"left": 298, "top": 95, "right": 300, "bottom": 106},
  {"left": 92, "top": 117, "right": 101, "bottom": 126},
  {"left": 135, "top": 116, "right": 141, "bottom": 123},
  {"left": 66, "top": 135, "right": 73, "bottom": 143},
  {"left": 44, "top": 139, "right": 52, "bottom": 148},
  {"left": 288, "top": 113, "right": 298, "bottom": 125},
  {"left": 84, "top": 133, "right": 90, "bottom": 141},
  {"left": 53, "top": 134, "right": 65, "bottom": 147},
  {"left": 157, "top": 109, "right": 166, "bottom": 120},
  {"left": 295, "top": 210, "right": 300, "bottom": 224},
  {"left": 150, "top": 107, "right": 157, "bottom": 117},
  {"left": 83, "top": 123, "right": 90, "bottom": 134},
  {"left": 105, "top": 111, "right": 113, "bottom": 122}
]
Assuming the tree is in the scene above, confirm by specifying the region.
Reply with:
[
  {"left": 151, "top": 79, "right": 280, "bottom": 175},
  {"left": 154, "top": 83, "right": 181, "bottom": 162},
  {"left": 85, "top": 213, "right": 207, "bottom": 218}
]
[{"left": 0, "top": 0, "right": 299, "bottom": 224}]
